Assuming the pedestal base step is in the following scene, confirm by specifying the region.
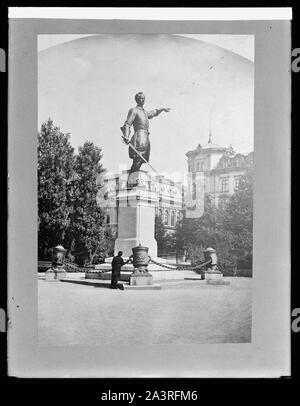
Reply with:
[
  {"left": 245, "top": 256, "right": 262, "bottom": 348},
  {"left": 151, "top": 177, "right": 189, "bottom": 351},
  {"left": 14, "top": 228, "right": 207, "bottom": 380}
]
[
  {"left": 58, "top": 277, "right": 162, "bottom": 290},
  {"left": 204, "top": 271, "right": 230, "bottom": 285},
  {"left": 59, "top": 277, "right": 208, "bottom": 288},
  {"left": 43, "top": 276, "right": 229, "bottom": 289},
  {"left": 130, "top": 273, "right": 153, "bottom": 286},
  {"left": 45, "top": 269, "right": 67, "bottom": 280},
  {"left": 204, "top": 271, "right": 223, "bottom": 280},
  {"left": 124, "top": 284, "right": 162, "bottom": 290},
  {"left": 206, "top": 279, "right": 230, "bottom": 285},
  {"left": 60, "top": 278, "right": 113, "bottom": 288},
  {"left": 85, "top": 270, "right": 186, "bottom": 282}
]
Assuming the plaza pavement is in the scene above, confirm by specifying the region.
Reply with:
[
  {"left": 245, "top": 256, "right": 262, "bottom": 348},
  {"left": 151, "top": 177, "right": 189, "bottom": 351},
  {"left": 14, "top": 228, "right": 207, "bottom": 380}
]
[{"left": 38, "top": 277, "right": 252, "bottom": 345}]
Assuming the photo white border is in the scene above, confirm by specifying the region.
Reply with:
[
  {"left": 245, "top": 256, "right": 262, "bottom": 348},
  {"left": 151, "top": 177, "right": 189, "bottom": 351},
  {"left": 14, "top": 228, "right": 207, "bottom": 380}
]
[
  {"left": 8, "top": 7, "right": 292, "bottom": 20},
  {"left": 8, "top": 17, "right": 291, "bottom": 378}
]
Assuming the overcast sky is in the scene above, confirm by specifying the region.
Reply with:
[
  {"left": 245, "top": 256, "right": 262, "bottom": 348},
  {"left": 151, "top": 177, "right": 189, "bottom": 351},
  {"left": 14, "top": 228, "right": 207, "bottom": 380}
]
[
  {"left": 38, "top": 34, "right": 254, "bottom": 61},
  {"left": 38, "top": 34, "right": 254, "bottom": 181}
]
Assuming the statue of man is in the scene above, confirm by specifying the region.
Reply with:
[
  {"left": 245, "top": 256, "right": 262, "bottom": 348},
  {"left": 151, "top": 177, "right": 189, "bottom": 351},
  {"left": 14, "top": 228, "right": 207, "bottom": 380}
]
[{"left": 121, "top": 92, "right": 171, "bottom": 177}]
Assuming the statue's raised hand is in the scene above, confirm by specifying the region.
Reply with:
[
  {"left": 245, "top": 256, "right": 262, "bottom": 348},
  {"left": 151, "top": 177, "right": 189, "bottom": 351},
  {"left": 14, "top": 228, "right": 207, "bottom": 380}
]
[{"left": 163, "top": 107, "right": 171, "bottom": 113}]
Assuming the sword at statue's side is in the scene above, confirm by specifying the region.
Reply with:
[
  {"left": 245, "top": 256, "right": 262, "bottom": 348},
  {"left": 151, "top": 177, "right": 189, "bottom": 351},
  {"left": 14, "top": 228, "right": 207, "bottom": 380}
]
[{"left": 120, "top": 128, "right": 160, "bottom": 176}]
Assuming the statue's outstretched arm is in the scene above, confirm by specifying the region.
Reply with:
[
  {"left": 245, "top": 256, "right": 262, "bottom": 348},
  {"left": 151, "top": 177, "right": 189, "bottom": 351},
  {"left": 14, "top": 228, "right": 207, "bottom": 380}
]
[{"left": 147, "top": 107, "right": 171, "bottom": 119}]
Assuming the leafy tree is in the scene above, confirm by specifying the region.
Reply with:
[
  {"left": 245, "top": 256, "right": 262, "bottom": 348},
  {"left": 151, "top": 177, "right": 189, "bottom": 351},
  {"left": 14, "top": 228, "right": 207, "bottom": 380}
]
[
  {"left": 155, "top": 214, "right": 167, "bottom": 253},
  {"left": 38, "top": 120, "right": 115, "bottom": 264},
  {"left": 38, "top": 119, "right": 75, "bottom": 259},
  {"left": 70, "top": 141, "right": 113, "bottom": 264},
  {"left": 222, "top": 170, "right": 253, "bottom": 256},
  {"left": 174, "top": 172, "right": 253, "bottom": 267},
  {"left": 155, "top": 214, "right": 176, "bottom": 254},
  {"left": 164, "top": 232, "right": 176, "bottom": 253},
  {"left": 175, "top": 195, "right": 219, "bottom": 256}
]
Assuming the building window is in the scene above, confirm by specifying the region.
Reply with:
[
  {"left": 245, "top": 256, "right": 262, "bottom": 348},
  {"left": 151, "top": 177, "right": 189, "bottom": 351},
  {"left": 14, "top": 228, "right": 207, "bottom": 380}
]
[
  {"left": 220, "top": 177, "right": 229, "bottom": 193},
  {"left": 196, "top": 162, "right": 200, "bottom": 171},
  {"left": 171, "top": 211, "right": 175, "bottom": 226},
  {"left": 220, "top": 159, "right": 227, "bottom": 168},
  {"left": 200, "top": 161, "right": 205, "bottom": 171},
  {"left": 192, "top": 172, "right": 196, "bottom": 199},
  {"left": 236, "top": 158, "right": 242, "bottom": 167},
  {"left": 234, "top": 176, "right": 241, "bottom": 190},
  {"left": 159, "top": 208, "right": 163, "bottom": 218},
  {"left": 164, "top": 209, "right": 169, "bottom": 225}
]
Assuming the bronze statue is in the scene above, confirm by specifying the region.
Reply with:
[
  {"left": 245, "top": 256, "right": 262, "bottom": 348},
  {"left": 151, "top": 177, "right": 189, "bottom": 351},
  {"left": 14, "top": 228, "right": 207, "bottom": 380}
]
[{"left": 120, "top": 92, "right": 170, "bottom": 180}]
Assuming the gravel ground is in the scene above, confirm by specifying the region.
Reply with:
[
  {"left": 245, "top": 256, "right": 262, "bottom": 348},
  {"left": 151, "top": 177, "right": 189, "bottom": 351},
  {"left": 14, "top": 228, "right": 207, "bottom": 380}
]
[{"left": 38, "top": 277, "right": 252, "bottom": 345}]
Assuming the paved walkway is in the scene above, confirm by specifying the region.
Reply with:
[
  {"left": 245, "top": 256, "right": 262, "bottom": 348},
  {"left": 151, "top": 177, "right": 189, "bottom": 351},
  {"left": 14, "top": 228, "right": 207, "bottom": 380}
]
[{"left": 38, "top": 277, "right": 252, "bottom": 345}]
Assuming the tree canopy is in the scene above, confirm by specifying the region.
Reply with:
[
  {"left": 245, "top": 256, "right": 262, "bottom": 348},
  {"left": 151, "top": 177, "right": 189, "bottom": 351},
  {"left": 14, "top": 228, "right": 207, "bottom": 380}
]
[
  {"left": 38, "top": 119, "right": 114, "bottom": 264},
  {"left": 174, "top": 171, "right": 253, "bottom": 266},
  {"left": 38, "top": 119, "right": 75, "bottom": 258},
  {"left": 155, "top": 214, "right": 176, "bottom": 255}
]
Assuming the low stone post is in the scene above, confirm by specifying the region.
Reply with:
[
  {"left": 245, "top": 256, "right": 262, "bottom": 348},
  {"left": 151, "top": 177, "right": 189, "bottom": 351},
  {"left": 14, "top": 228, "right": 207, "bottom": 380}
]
[
  {"left": 204, "top": 247, "right": 219, "bottom": 272},
  {"left": 204, "top": 247, "right": 230, "bottom": 285},
  {"left": 45, "top": 245, "right": 67, "bottom": 281},
  {"left": 130, "top": 244, "right": 153, "bottom": 286}
]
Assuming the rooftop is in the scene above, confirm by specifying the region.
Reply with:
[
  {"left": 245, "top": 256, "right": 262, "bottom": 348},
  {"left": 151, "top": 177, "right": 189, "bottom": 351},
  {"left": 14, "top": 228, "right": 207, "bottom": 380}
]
[{"left": 186, "top": 134, "right": 229, "bottom": 157}]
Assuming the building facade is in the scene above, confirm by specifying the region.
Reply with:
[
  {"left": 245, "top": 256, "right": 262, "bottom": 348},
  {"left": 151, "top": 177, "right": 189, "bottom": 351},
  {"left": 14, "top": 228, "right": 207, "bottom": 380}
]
[
  {"left": 154, "top": 176, "right": 184, "bottom": 231},
  {"left": 101, "top": 137, "right": 253, "bottom": 233},
  {"left": 186, "top": 135, "right": 253, "bottom": 208},
  {"left": 101, "top": 171, "right": 184, "bottom": 233}
]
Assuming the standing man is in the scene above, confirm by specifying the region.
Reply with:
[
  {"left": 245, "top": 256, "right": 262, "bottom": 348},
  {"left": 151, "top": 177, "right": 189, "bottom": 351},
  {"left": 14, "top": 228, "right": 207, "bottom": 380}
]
[
  {"left": 110, "top": 251, "right": 131, "bottom": 290},
  {"left": 120, "top": 92, "right": 171, "bottom": 178}
]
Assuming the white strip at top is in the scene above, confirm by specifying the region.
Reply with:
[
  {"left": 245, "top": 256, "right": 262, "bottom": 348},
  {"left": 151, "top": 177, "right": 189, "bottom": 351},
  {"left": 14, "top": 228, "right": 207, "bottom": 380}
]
[{"left": 9, "top": 7, "right": 292, "bottom": 20}]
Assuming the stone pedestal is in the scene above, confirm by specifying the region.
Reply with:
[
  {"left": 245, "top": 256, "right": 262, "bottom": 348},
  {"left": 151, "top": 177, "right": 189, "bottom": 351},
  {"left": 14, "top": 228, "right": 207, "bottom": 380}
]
[
  {"left": 45, "top": 267, "right": 67, "bottom": 281},
  {"left": 93, "top": 170, "right": 188, "bottom": 285},
  {"left": 114, "top": 170, "right": 159, "bottom": 258},
  {"left": 204, "top": 270, "right": 230, "bottom": 285},
  {"left": 130, "top": 272, "right": 153, "bottom": 286},
  {"left": 45, "top": 245, "right": 68, "bottom": 281},
  {"left": 204, "top": 270, "right": 223, "bottom": 280},
  {"left": 203, "top": 247, "right": 230, "bottom": 285}
]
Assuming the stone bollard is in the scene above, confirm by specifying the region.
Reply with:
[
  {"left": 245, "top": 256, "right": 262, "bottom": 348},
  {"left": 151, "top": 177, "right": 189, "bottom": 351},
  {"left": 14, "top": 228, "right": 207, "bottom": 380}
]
[
  {"left": 45, "top": 245, "right": 67, "bottom": 281},
  {"left": 203, "top": 247, "right": 230, "bottom": 285},
  {"left": 130, "top": 244, "right": 153, "bottom": 286},
  {"left": 204, "top": 247, "right": 219, "bottom": 272}
]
